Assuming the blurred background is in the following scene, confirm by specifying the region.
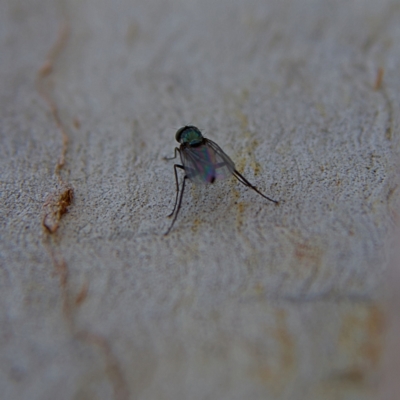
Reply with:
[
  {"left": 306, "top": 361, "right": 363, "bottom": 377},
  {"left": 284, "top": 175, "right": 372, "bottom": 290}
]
[{"left": 1, "top": 0, "right": 399, "bottom": 399}]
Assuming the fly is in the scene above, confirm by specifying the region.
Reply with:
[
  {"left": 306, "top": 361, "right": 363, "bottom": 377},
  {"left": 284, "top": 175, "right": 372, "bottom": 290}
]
[{"left": 164, "top": 126, "right": 278, "bottom": 235}]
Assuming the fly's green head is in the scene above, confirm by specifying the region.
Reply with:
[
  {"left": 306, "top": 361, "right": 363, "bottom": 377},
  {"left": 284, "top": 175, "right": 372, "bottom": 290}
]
[{"left": 175, "top": 126, "right": 203, "bottom": 146}]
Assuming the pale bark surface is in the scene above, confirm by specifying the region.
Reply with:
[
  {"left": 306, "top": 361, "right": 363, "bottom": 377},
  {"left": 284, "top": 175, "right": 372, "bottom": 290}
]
[{"left": 1, "top": 0, "right": 399, "bottom": 399}]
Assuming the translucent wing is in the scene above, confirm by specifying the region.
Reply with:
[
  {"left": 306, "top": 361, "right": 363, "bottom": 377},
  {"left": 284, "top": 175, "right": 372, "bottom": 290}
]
[{"left": 180, "top": 139, "right": 235, "bottom": 184}]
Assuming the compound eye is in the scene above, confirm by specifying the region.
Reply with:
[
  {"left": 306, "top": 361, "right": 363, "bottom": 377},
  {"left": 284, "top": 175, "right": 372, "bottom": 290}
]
[{"left": 175, "top": 126, "right": 187, "bottom": 143}]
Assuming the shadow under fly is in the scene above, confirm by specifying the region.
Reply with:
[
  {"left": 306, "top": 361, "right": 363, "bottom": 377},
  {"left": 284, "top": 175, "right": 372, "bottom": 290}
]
[{"left": 164, "top": 126, "right": 278, "bottom": 235}]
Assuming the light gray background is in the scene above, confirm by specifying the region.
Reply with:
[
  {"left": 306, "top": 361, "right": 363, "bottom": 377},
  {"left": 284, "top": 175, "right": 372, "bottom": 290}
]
[{"left": 1, "top": 0, "right": 399, "bottom": 399}]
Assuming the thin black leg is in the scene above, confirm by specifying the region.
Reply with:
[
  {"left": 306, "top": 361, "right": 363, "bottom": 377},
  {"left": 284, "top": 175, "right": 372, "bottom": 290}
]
[
  {"left": 164, "top": 147, "right": 180, "bottom": 161},
  {"left": 164, "top": 174, "right": 187, "bottom": 235},
  {"left": 167, "top": 164, "right": 185, "bottom": 217},
  {"left": 233, "top": 170, "right": 278, "bottom": 204}
]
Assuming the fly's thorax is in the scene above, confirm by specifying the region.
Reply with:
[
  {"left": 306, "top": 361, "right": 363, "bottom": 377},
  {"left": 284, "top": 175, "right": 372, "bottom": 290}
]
[{"left": 175, "top": 126, "right": 204, "bottom": 147}]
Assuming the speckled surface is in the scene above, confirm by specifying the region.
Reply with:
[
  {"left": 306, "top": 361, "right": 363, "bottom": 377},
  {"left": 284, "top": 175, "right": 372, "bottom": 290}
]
[{"left": 1, "top": 0, "right": 399, "bottom": 399}]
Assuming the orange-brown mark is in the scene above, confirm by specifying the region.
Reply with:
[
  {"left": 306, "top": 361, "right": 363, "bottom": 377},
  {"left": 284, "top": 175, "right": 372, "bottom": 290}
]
[
  {"left": 42, "top": 186, "right": 74, "bottom": 233},
  {"left": 361, "top": 305, "right": 385, "bottom": 367},
  {"left": 236, "top": 201, "right": 246, "bottom": 229},
  {"left": 38, "top": 22, "right": 69, "bottom": 77},
  {"left": 54, "top": 257, "right": 72, "bottom": 318},
  {"left": 294, "top": 242, "right": 321, "bottom": 264},
  {"left": 252, "top": 160, "right": 261, "bottom": 176},
  {"left": 339, "top": 305, "right": 385, "bottom": 370},
  {"left": 75, "top": 281, "right": 89, "bottom": 306},
  {"left": 54, "top": 257, "right": 68, "bottom": 289},
  {"left": 330, "top": 368, "right": 365, "bottom": 384},
  {"left": 237, "top": 202, "right": 246, "bottom": 213},
  {"left": 77, "top": 331, "right": 130, "bottom": 400},
  {"left": 390, "top": 209, "right": 400, "bottom": 226},
  {"left": 235, "top": 109, "right": 249, "bottom": 134},
  {"left": 374, "top": 67, "right": 384, "bottom": 91},
  {"left": 36, "top": 22, "right": 70, "bottom": 181},
  {"left": 73, "top": 117, "right": 81, "bottom": 130},
  {"left": 38, "top": 60, "right": 53, "bottom": 77},
  {"left": 234, "top": 109, "right": 263, "bottom": 176},
  {"left": 41, "top": 239, "right": 72, "bottom": 321},
  {"left": 235, "top": 158, "right": 247, "bottom": 176},
  {"left": 191, "top": 218, "right": 201, "bottom": 233},
  {"left": 273, "top": 309, "right": 295, "bottom": 371}
]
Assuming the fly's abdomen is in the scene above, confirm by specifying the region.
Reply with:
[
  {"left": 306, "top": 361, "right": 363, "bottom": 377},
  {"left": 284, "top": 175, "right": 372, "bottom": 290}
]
[
  {"left": 204, "top": 164, "right": 217, "bottom": 183},
  {"left": 186, "top": 159, "right": 216, "bottom": 184},
  {"left": 186, "top": 146, "right": 217, "bottom": 184},
  {"left": 181, "top": 141, "right": 235, "bottom": 184}
]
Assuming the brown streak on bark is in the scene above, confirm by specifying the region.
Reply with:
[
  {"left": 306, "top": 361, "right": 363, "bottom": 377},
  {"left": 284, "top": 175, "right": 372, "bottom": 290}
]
[
  {"left": 38, "top": 22, "right": 128, "bottom": 400},
  {"left": 374, "top": 67, "right": 384, "bottom": 91},
  {"left": 77, "top": 331, "right": 131, "bottom": 400},
  {"left": 37, "top": 22, "right": 70, "bottom": 182},
  {"left": 75, "top": 280, "right": 89, "bottom": 306},
  {"left": 42, "top": 185, "right": 74, "bottom": 233}
]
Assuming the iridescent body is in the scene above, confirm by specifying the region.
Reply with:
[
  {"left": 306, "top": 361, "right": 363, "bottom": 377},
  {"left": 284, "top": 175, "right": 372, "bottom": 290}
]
[
  {"left": 176, "top": 126, "right": 234, "bottom": 184},
  {"left": 164, "top": 126, "right": 278, "bottom": 235}
]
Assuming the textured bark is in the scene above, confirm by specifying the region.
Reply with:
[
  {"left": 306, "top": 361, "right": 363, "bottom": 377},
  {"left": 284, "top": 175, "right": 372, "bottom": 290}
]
[{"left": 1, "top": 0, "right": 399, "bottom": 399}]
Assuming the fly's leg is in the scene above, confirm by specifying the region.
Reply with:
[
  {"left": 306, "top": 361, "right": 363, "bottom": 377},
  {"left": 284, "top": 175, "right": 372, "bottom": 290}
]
[
  {"left": 233, "top": 170, "right": 279, "bottom": 204},
  {"left": 167, "top": 164, "right": 185, "bottom": 217},
  {"left": 164, "top": 147, "right": 180, "bottom": 161},
  {"left": 164, "top": 173, "right": 187, "bottom": 235}
]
